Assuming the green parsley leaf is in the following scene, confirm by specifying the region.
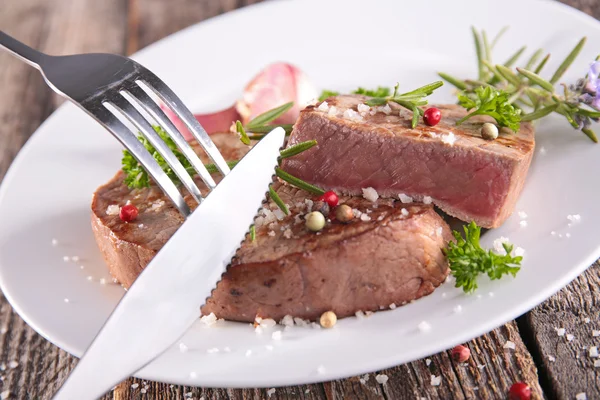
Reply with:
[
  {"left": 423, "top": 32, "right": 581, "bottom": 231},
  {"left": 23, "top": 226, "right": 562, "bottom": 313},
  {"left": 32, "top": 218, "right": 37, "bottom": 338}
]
[
  {"left": 318, "top": 90, "right": 340, "bottom": 102},
  {"left": 353, "top": 86, "right": 391, "bottom": 97},
  {"left": 444, "top": 221, "right": 522, "bottom": 293},
  {"left": 456, "top": 86, "right": 522, "bottom": 132}
]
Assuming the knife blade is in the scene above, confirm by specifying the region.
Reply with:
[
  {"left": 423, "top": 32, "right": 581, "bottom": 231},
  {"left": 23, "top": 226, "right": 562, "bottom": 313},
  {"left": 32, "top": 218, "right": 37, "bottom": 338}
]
[{"left": 54, "top": 127, "right": 285, "bottom": 400}]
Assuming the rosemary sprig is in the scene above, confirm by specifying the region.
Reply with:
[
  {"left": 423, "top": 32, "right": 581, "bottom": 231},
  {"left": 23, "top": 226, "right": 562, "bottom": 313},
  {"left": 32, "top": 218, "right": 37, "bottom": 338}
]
[
  {"left": 439, "top": 27, "right": 599, "bottom": 142},
  {"left": 363, "top": 81, "right": 445, "bottom": 128},
  {"left": 275, "top": 168, "right": 325, "bottom": 195},
  {"left": 279, "top": 140, "right": 317, "bottom": 159},
  {"left": 269, "top": 186, "right": 289, "bottom": 215},
  {"left": 234, "top": 102, "right": 295, "bottom": 140}
]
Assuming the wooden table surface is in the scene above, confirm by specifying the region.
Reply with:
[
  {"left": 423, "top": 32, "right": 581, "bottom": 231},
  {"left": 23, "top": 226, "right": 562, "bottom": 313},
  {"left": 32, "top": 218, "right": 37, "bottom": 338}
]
[{"left": 1, "top": 1, "right": 599, "bottom": 399}]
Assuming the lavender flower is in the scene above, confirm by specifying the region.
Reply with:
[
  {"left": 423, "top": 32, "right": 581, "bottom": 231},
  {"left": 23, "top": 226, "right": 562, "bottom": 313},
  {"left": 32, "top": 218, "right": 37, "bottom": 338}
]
[{"left": 585, "top": 61, "right": 600, "bottom": 109}]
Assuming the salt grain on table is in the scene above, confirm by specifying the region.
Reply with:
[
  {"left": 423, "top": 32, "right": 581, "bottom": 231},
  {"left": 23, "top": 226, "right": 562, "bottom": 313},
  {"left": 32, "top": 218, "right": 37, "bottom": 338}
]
[
  {"left": 548, "top": 355, "right": 556, "bottom": 362},
  {"left": 567, "top": 334, "right": 575, "bottom": 341},
  {"left": 375, "top": 374, "right": 389, "bottom": 384},
  {"left": 131, "top": 383, "right": 139, "bottom": 389},
  {"left": 592, "top": 330, "right": 600, "bottom": 337},
  {"left": 575, "top": 393, "right": 587, "bottom": 400},
  {"left": 589, "top": 346, "right": 598, "bottom": 358},
  {"left": 430, "top": 375, "right": 442, "bottom": 386},
  {"left": 0, "top": 391, "right": 9, "bottom": 400},
  {"left": 503, "top": 340, "right": 516, "bottom": 350},
  {"left": 266, "top": 388, "right": 276, "bottom": 397},
  {"left": 425, "top": 359, "right": 431, "bottom": 366},
  {"left": 555, "top": 327, "right": 566, "bottom": 336}
]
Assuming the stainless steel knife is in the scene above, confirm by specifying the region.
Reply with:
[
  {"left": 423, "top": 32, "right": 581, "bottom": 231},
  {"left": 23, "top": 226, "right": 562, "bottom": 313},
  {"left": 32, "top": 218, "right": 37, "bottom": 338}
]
[{"left": 54, "top": 128, "right": 285, "bottom": 400}]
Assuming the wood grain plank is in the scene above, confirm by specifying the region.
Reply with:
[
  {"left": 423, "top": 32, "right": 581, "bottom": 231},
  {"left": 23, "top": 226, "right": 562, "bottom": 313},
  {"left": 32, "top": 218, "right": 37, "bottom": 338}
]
[
  {"left": 0, "top": 0, "right": 128, "bottom": 399},
  {"left": 522, "top": 263, "right": 600, "bottom": 400}
]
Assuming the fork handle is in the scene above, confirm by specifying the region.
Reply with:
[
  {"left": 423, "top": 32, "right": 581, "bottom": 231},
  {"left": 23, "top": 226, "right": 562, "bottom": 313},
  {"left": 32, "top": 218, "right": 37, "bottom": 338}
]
[{"left": 0, "top": 31, "right": 46, "bottom": 69}]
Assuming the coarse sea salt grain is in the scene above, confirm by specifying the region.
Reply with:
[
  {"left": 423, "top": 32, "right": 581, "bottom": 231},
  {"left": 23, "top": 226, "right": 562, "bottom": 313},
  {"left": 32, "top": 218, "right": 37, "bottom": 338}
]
[
  {"left": 317, "top": 365, "right": 326, "bottom": 374},
  {"left": 189, "top": 371, "right": 197, "bottom": 379},
  {"left": 355, "top": 311, "right": 366, "bottom": 319},
  {"left": 389, "top": 303, "right": 397, "bottom": 310},
  {"left": 418, "top": 321, "right": 431, "bottom": 333},
  {"left": 245, "top": 350, "right": 252, "bottom": 357},
  {"left": 595, "top": 360, "right": 600, "bottom": 368},
  {"left": 555, "top": 327, "right": 566, "bottom": 336},
  {"left": 401, "top": 208, "right": 409, "bottom": 217},
  {"left": 430, "top": 375, "right": 442, "bottom": 386},
  {"left": 514, "top": 247, "right": 525, "bottom": 257},
  {"left": 567, "top": 214, "right": 581, "bottom": 223},
  {"left": 453, "top": 305, "right": 463, "bottom": 314},
  {"left": 381, "top": 104, "right": 392, "bottom": 115},
  {"left": 268, "top": 230, "right": 276, "bottom": 237},
  {"left": 423, "top": 196, "right": 433, "bottom": 204},
  {"left": 280, "top": 315, "right": 294, "bottom": 327},
  {"left": 283, "top": 229, "right": 293, "bottom": 239},
  {"left": 179, "top": 343, "right": 188, "bottom": 353},
  {"left": 63, "top": 256, "right": 70, "bottom": 262},
  {"left": 272, "top": 331, "right": 282, "bottom": 340},
  {"left": 106, "top": 205, "right": 120, "bottom": 215},
  {"left": 575, "top": 393, "right": 587, "bottom": 400},
  {"left": 64, "top": 298, "right": 70, "bottom": 303},
  {"left": 539, "top": 146, "right": 547, "bottom": 154},
  {"left": 503, "top": 340, "right": 516, "bottom": 350},
  {"left": 343, "top": 109, "right": 363, "bottom": 121},
  {"left": 328, "top": 106, "right": 338, "bottom": 116},
  {"left": 360, "top": 214, "right": 371, "bottom": 222},
  {"left": 375, "top": 374, "right": 389, "bottom": 384},
  {"left": 399, "top": 193, "right": 413, "bottom": 203},
  {"left": 584, "top": 317, "right": 590, "bottom": 323},
  {"left": 589, "top": 346, "right": 598, "bottom": 358},
  {"left": 518, "top": 211, "right": 528, "bottom": 219},
  {"left": 520, "top": 220, "right": 528, "bottom": 228},
  {"left": 593, "top": 330, "right": 600, "bottom": 337},
  {"left": 567, "top": 334, "right": 575, "bottom": 341},
  {"left": 131, "top": 383, "right": 139, "bottom": 389},
  {"left": 207, "top": 348, "right": 219, "bottom": 354},
  {"left": 425, "top": 358, "right": 431, "bottom": 366},
  {"left": 1, "top": 391, "right": 9, "bottom": 400},
  {"left": 362, "top": 187, "right": 379, "bottom": 202},
  {"left": 7, "top": 361, "right": 18, "bottom": 369},
  {"left": 265, "top": 345, "right": 274, "bottom": 351},
  {"left": 493, "top": 237, "right": 509, "bottom": 254},
  {"left": 441, "top": 132, "right": 457, "bottom": 146},
  {"left": 267, "top": 388, "right": 276, "bottom": 397},
  {"left": 548, "top": 355, "right": 556, "bottom": 362},
  {"left": 317, "top": 101, "right": 329, "bottom": 112},
  {"left": 357, "top": 103, "right": 370, "bottom": 114},
  {"left": 200, "top": 313, "right": 218, "bottom": 326},
  {"left": 260, "top": 318, "right": 276, "bottom": 328}
]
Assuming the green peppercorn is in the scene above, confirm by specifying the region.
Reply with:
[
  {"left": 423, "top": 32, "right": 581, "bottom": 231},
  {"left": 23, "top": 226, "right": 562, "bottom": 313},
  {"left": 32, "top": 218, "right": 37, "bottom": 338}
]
[{"left": 305, "top": 211, "right": 326, "bottom": 232}]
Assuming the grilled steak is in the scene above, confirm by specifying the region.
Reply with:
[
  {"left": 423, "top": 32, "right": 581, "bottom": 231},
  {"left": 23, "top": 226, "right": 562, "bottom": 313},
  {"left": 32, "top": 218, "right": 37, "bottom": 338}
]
[
  {"left": 281, "top": 95, "right": 535, "bottom": 228},
  {"left": 91, "top": 133, "right": 451, "bottom": 322}
]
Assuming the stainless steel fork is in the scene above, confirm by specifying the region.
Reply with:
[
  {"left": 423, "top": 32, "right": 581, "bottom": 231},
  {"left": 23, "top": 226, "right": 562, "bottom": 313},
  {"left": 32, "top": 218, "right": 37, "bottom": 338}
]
[{"left": 0, "top": 30, "right": 230, "bottom": 216}]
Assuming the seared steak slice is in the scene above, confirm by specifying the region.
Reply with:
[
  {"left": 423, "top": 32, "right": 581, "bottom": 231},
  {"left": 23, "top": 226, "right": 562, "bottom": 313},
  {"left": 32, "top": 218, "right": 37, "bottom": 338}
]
[
  {"left": 281, "top": 95, "right": 535, "bottom": 228},
  {"left": 91, "top": 134, "right": 451, "bottom": 322}
]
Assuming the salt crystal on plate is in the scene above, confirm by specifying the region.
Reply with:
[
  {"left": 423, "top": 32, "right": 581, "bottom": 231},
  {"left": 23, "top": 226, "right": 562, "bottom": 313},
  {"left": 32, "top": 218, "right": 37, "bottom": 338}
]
[
  {"left": 272, "top": 331, "right": 282, "bottom": 340},
  {"left": 555, "top": 327, "right": 566, "bottom": 336},
  {"left": 493, "top": 237, "right": 509, "bottom": 254},
  {"left": 567, "top": 334, "right": 574, "bottom": 341},
  {"left": 265, "top": 345, "right": 274, "bottom": 351},
  {"left": 260, "top": 318, "right": 276, "bottom": 328},
  {"left": 518, "top": 211, "right": 528, "bottom": 219},
  {"left": 245, "top": 350, "right": 252, "bottom": 357},
  {"left": 418, "top": 321, "right": 431, "bottom": 333},
  {"left": 503, "top": 340, "right": 516, "bottom": 350},
  {"left": 519, "top": 220, "right": 528, "bottom": 228},
  {"left": 63, "top": 256, "right": 70, "bottom": 262},
  {"left": 362, "top": 187, "right": 379, "bottom": 202},
  {"left": 399, "top": 193, "right": 413, "bottom": 203},
  {"left": 316, "top": 365, "right": 326, "bottom": 374},
  {"left": 375, "top": 374, "right": 389, "bottom": 384},
  {"left": 514, "top": 247, "right": 525, "bottom": 257},
  {"left": 207, "top": 348, "right": 219, "bottom": 354},
  {"left": 189, "top": 371, "right": 197, "bottom": 378},
  {"left": 389, "top": 303, "right": 397, "bottom": 310},
  {"left": 430, "top": 375, "right": 442, "bottom": 386},
  {"left": 453, "top": 305, "right": 463, "bottom": 314},
  {"left": 280, "top": 315, "right": 294, "bottom": 327},
  {"left": 539, "top": 146, "right": 547, "bottom": 154},
  {"left": 589, "top": 346, "right": 598, "bottom": 358},
  {"left": 200, "top": 313, "right": 218, "bottom": 326},
  {"left": 86, "top": 276, "right": 93, "bottom": 281},
  {"left": 566, "top": 233, "right": 572, "bottom": 238},
  {"left": 99, "top": 278, "right": 106, "bottom": 285},
  {"left": 63, "top": 298, "right": 70, "bottom": 303},
  {"left": 51, "top": 239, "right": 59, "bottom": 246},
  {"left": 179, "top": 343, "right": 188, "bottom": 353}
]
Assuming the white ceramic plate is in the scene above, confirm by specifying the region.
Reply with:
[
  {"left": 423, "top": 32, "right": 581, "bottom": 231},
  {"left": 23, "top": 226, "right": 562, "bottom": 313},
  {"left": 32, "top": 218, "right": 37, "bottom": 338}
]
[{"left": 1, "top": 0, "right": 599, "bottom": 388}]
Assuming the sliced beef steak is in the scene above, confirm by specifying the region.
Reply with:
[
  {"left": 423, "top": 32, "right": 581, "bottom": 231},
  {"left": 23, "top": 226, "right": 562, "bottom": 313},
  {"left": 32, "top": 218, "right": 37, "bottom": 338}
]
[
  {"left": 91, "top": 133, "right": 451, "bottom": 322},
  {"left": 281, "top": 95, "right": 535, "bottom": 228}
]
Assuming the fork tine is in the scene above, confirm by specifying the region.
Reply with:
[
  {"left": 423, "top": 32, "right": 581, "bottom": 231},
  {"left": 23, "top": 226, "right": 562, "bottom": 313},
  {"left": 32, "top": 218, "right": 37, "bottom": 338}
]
[
  {"left": 136, "top": 75, "right": 231, "bottom": 176},
  {"left": 84, "top": 104, "right": 191, "bottom": 216},
  {"left": 107, "top": 96, "right": 204, "bottom": 205},
  {"left": 122, "top": 86, "right": 217, "bottom": 190}
]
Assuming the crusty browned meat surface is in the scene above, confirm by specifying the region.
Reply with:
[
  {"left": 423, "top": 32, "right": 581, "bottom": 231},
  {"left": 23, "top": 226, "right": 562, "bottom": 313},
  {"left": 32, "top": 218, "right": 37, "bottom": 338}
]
[
  {"left": 281, "top": 95, "right": 535, "bottom": 228},
  {"left": 91, "top": 133, "right": 451, "bottom": 322}
]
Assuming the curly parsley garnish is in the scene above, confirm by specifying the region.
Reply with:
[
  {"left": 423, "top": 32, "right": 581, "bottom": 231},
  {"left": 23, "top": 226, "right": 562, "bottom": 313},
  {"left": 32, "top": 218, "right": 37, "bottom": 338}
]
[
  {"left": 456, "top": 86, "right": 522, "bottom": 132},
  {"left": 444, "top": 221, "right": 522, "bottom": 293}
]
